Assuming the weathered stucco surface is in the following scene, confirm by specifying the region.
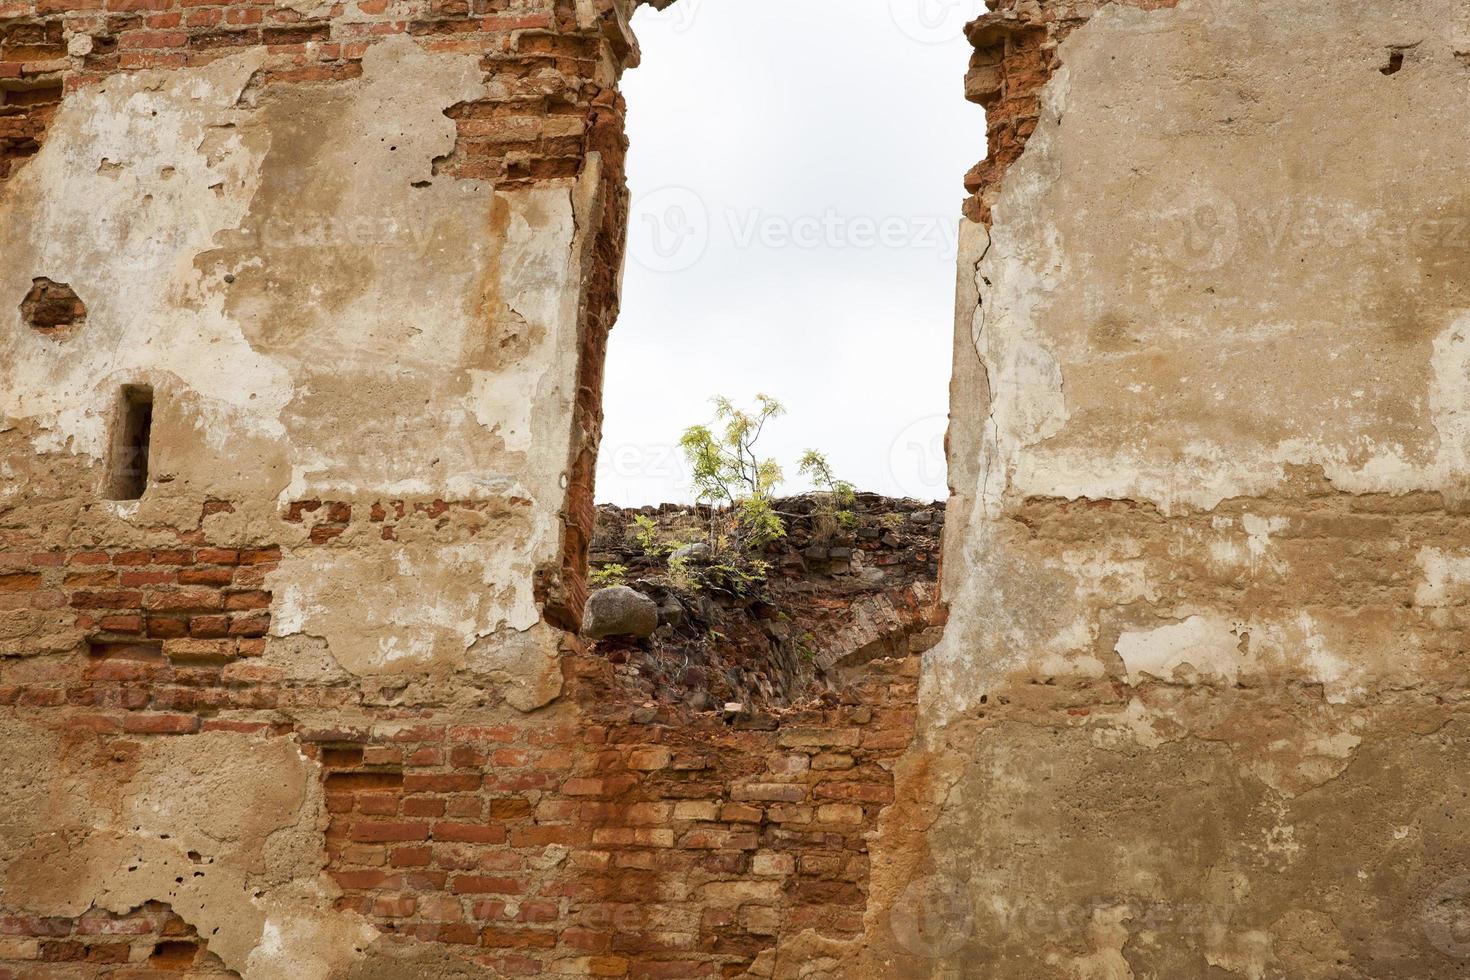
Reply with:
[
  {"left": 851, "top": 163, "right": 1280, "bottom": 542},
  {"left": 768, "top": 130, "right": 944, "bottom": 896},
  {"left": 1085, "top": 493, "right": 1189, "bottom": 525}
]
[
  {"left": 0, "top": 11, "right": 628, "bottom": 970},
  {"left": 857, "top": 1, "right": 1470, "bottom": 977},
  {"left": 1, "top": 718, "right": 378, "bottom": 978},
  {"left": 6, "top": 0, "right": 1470, "bottom": 976},
  {"left": 0, "top": 38, "right": 598, "bottom": 678}
]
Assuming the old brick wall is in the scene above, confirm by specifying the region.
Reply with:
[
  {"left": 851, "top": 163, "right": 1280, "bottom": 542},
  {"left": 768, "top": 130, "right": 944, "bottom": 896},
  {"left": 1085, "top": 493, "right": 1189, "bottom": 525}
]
[
  {"left": 959, "top": 0, "right": 1180, "bottom": 224},
  {"left": 0, "top": 2, "right": 936, "bottom": 972},
  {"left": 0, "top": 0, "right": 641, "bottom": 643},
  {"left": 8, "top": 0, "right": 1470, "bottom": 977},
  {"left": 0, "top": 0, "right": 659, "bottom": 973},
  {"left": 316, "top": 654, "right": 918, "bottom": 978},
  {"left": 0, "top": 514, "right": 923, "bottom": 977},
  {"left": 0, "top": 0, "right": 627, "bottom": 187},
  {"left": 1, "top": 902, "right": 239, "bottom": 974}
]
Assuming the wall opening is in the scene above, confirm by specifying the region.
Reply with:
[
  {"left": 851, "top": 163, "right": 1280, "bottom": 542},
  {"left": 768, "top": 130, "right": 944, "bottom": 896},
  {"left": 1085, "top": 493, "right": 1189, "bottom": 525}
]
[
  {"left": 598, "top": 0, "right": 982, "bottom": 508},
  {"left": 106, "top": 385, "right": 153, "bottom": 501},
  {"left": 579, "top": 0, "right": 984, "bottom": 711},
  {"left": 20, "top": 276, "right": 86, "bottom": 336},
  {"left": 0, "top": 80, "right": 63, "bottom": 181}
]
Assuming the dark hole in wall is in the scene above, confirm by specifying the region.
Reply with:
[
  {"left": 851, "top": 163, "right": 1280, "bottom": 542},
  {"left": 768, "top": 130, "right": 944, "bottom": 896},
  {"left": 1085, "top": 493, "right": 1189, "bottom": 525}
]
[
  {"left": 0, "top": 81, "right": 63, "bottom": 108},
  {"left": 148, "top": 940, "right": 199, "bottom": 969},
  {"left": 20, "top": 277, "right": 86, "bottom": 335},
  {"left": 107, "top": 385, "right": 153, "bottom": 501},
  {"left": 1381, "top": 50, "right": 1405, "bottom": 75},
  {"left": 85, "top": 639, "right": 164, "bottom": 680},
  {"left": 87, "top": 639, "right": 164, "bottom": 661},
  {"left": 0, "top": 81, "right": 63, "bottom": 180}
]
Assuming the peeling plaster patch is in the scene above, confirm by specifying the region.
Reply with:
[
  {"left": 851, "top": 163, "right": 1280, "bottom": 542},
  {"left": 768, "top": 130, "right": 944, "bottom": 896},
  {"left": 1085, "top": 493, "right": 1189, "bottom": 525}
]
[
  {"left": 958, "top": 0, "right": 1470, "bottom": 514},
  {"left": 0, "top": 50, "right": 289, "bottom": 466},
  {"left": 270, "top": 535, "right": 538, "bottom": 676},
  {"left": 1059, "top": 547, "right": 1156, "bottom": 606},
  {"left": 0, "top": 723, "right": 379, "bottom": 978},
  {"left": 1291, "top": 613, "right": 1357, "bottom": 705},
  {"left": 919, "top": 525, "right": 1082, "bottom": 724},
  {"left": 1241, "top": 514, "right": 1288, "bottom": 572},
  {"left": 968, "top": 135, "right": 1070, "bottom": 521},
  {"left": 244, "top": 914, "right": 378, "bottom": 980},
  {"left": 1037, "top": 651, "right": 1107, "bottom": 681},
  {"left": 465, "top": 622, "right": 564, "bottom": 712},
  {"left": 1413, "top": 545, "right": 1470, "bottom": 606},
  {"left": 258, "top": 922, "right": 285, "bottom": 958},
  {"left": 1, "top": 34, "right": 591, "bottom": 540},
  {"left": 1095, "top": 698, "right": 1169, "bottom": 750},
  {"left": 1046, "top": 905, "right": 1135, "bottom": 979},
  {"left": 1246, "top": 730, "right": 1365, "bottom": 799},
  {"left": 1207, "top": 536, "right": 1246, "bottom": 567},
  {"left": 1332, "top": 312, "right": 1470, "bottom": 496},
  {"left": 1115, "top": 615, "right": 1242, "bottom": 686},
  {"left": 1202, "top": 929, "right": 1274, "bottom": 980},
  {"left": 468, "top": 188, "right": 582, "bottom": 458}
]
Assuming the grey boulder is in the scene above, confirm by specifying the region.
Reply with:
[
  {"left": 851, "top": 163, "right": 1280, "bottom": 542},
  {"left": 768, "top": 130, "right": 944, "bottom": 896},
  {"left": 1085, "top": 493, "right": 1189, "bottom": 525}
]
[
  {"left": 671, "top": 542, "right": 711, "bottom": 562},
  {"left": 582, "top": 586, "right": 658, "bottom": 639}
]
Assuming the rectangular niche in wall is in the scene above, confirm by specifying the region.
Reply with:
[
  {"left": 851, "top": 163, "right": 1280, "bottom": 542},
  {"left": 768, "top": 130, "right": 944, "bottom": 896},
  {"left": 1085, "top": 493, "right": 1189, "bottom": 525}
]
[{"left": 106, "top": 384, "right": 153, "bottom": 501}]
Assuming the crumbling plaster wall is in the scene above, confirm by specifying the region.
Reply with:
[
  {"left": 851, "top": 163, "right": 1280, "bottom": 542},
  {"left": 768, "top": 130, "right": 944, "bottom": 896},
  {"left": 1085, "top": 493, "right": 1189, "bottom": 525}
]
[
  {"left": 857, "top": 1, "right": 1470, "bottom": 977},
  {"left": 8, "top": 0, "right": 1470, "bottom": 976},
  {"left": 1, "top": 36, "right": 600, "bottom": 676},
  {"left": 1, "top": 718, "right": 380, "bottom": 978},
  {"left": 1, "top": 0, "right": 641, "bottom": 972}
]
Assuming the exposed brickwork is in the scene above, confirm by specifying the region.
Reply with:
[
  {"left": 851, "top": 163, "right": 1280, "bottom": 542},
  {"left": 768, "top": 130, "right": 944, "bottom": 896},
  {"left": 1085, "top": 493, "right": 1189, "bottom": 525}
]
[
  {"left": 0, "top": 902, "right": 234, "bottom": 977},
  {"left": 0, "top": 76, "right": 59, "bottom": 181},
  {"left": 317, "top": 653, "right": 919, "bottom": 977},
  {"left": 0, "top": 541, "right": 277, "bottom": 729},
  {"left": 18, "top": 276, "right": 86, "bottom": 335},
  {"left": 962, "top": 0, "right": 1180, "bottom": 223},
  {"left": 543, "top": 77, "right": 629, "bottom": 633},
  {"left": 0, "top": 496, "right": 924, "bottom": 976}
]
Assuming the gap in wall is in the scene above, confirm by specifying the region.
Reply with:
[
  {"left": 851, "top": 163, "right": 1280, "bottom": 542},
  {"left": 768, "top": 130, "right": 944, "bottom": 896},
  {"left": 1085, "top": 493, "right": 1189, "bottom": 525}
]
[
  {"left": 597, "top": 0, "right": 985, "bottom": 508},
  {"left": 107, "top": 384, "right": 153, "bottom": 501}
]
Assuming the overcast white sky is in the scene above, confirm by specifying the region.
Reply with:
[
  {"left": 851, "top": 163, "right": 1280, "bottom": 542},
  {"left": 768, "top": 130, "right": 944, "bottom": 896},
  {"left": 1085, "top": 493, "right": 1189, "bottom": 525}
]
[{"left": 594, "top": 0, "right": 987, "bottom": 506}]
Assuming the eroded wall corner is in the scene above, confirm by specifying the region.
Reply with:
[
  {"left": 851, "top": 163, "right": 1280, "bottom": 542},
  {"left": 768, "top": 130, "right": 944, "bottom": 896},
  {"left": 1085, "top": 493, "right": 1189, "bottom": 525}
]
[{"left": 865, "top": 1, "right": 1470, "bottom": 977}]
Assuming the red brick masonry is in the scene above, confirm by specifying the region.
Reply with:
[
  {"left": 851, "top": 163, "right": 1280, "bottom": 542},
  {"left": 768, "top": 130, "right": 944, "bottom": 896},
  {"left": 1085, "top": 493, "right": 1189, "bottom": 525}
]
[{"left": 0, "top": 495, "right": 922, "bottom": 977}]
